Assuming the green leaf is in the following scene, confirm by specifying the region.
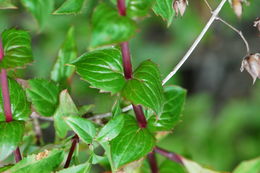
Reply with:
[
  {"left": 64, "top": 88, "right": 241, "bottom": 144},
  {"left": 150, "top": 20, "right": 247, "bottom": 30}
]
[
  {"left": 110, "top": 115, "right": 155, "bottom": 169},
  {"left": 122, "top": 60, "right": 164, "bottom": 115},
  {"left": 65, "top": 116, "right": 96, "bottom": 144},
  {"left": 0, "top": 164, "right": 13, "bottom": 172},
  {"left": 153, "top": 0, "right": 174, "bottom": 27},
  {"left": 78, "top": 104, "right": 94, "bottom": 116},
  {"left": 9, "top": 150, "right": 64, "bottom": 173},
  {"left": 54, "top": 90, "right": 78, "bottom": 138},
  {"left": 53, "top": 0, "right": 86, "bottom": 15},
  {"left": 0, "top": 121, "right": 25, "bottom": 161},
  {"left": 72, "top": 48, "right": 125, "bottom": 94},
  {"left": 182, "top": 158, "right": 220, "bottom": 173},
  {"left": 51, "top": 26, "right": 77, "bottom": 87},
  {"left": 0, "top": 0, "right": 17, "bottom": 9},
  {"left": 21, "top": 0, "right": 54, "bottom": 28},
  {"left": 160, "top": 160, "right": 187, "bottom": 173},
  {"left": 127, "top": 0, "right": 154, "bottom": 17},
  {"left": 0, "top": 29, "right": 33, "bottom": 69},
  {"left": 149, "top": 85, "right": 186, "bottom": 131},
  {"left": 0, "top": 78, "right": 31, "bottom": 121},
  {"left": 57, "top": 163, "right": 91, "bottom": 173},
  {"left": 233, "top": 157, "right": 260, "bottom": 173},
  {"left": 90, "top": 3, "right": 137, "bottom": 47},
  {"left": 96, "top": 114, "right": 124, "bottom": 142},
  {"left": 26, "top": 79, "right": 60, "bottom": 117}
]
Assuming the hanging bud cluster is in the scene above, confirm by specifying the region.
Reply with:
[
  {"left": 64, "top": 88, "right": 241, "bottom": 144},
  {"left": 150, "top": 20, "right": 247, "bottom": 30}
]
[
  {"left": 173, "top": 0, "right": 188, "bottom": 17},
  {"left": 229, "top": 0, "right": 249, "bottom": 18},
  {"left": 241, "top": 53, "right": 260, "bottom": 84}
]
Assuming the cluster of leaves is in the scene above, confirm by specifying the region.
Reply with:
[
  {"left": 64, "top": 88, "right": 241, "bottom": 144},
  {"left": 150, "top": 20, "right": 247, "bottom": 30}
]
[{"left": 0, "top": 0, "right": 259, "bottom": 173}]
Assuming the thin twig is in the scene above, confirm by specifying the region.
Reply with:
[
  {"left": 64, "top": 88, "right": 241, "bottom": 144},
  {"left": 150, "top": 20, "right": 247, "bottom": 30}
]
[
  {"left": 64, "top": 135, "right": 79, "bottom": 168},
  {"left": 31, "top": 112, "right": 43, "bottom": 145},
  {"left": 203, "top": 0, "right": 213, "bottom": 11},
  {"left": 162, "top": 0, "right": 228, "bottom": 85},
  {"left": 215, "top": 17, "right": 250, "bottom": 55}
]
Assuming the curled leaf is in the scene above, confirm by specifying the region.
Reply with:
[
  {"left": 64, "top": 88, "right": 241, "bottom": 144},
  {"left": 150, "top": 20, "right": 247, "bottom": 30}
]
[
  {"left": 240, "top": 53, "right": 260, "bottom": 84},
  {"left": 173, "top": 0, "right": 188, "bottom": 17}
]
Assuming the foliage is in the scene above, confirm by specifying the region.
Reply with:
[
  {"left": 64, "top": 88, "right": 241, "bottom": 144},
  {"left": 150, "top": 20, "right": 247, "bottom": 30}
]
[{"left": 0, "top": 0, "right": 259, "bottom": 173}]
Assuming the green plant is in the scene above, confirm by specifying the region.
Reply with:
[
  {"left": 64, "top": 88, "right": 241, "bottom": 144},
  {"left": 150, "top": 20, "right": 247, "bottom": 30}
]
[{"left": 0, "top": 0, "right": 259, "bottom": 172}]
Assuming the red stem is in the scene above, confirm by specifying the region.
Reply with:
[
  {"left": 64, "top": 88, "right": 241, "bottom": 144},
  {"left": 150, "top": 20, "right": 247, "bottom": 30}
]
[
  {"left": 147, "top": 150, "right": 159, "bottom": 173},
  {"left": 154, "top": 147, "right": 183, "bottom": 165},
  {"left": 132, "top": 105, "right": 147, "bottom": 128},
  {"left": 64, "top": 135, "right": 79, "bottom": 168},
  {"left": 117, "top": 0, "right": 126, "bottom": 16},
  {"left": 121, "top": 42, "right": 132, "bottom": 79},
  {"left": 0, "top": 40, "right": 22, "bottom": 162},
  {"left": 116, "top": 0, "right": 147, "bottom": 128}
]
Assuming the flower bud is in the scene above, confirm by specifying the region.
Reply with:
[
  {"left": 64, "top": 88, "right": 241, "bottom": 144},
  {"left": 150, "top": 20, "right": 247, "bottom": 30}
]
[
  {"left": 231, "top": 0, "right": 242, "bottom": 18},
  {"left": 253, "top": 17, "right": 260, "bottom": 32},
  {"left": 173, "top": 0, "right": 188, "bottom": 17},
  {"left": 240, "top": 53, "right": 260, "bottom": 84}
]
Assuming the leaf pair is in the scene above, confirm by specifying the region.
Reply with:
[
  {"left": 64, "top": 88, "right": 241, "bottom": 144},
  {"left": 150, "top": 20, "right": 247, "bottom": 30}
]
[{"left": 72, "top": 48, "right": 164, "bottom": 115}]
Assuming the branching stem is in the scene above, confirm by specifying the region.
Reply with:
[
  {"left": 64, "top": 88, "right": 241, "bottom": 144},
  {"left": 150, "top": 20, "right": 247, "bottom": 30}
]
[
  {"left": 117, "top": 0, "right": 147, "bottom": 128},
  {"left": 162, "top": 0, "right": 228, "bottom": 85},
  {"left": 0, "top": 40, "right": 22, "bottom": 162}
]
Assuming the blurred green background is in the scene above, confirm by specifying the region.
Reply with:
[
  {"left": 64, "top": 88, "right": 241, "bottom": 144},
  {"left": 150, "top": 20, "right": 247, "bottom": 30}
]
[{"left": 0, "top": 0, "right": 259, "bottom": 171}]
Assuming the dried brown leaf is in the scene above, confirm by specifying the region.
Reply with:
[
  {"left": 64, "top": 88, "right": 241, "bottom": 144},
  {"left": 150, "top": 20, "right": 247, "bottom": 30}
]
[{"left": 241, "top": 53, "right": 260, "bottom": 84}]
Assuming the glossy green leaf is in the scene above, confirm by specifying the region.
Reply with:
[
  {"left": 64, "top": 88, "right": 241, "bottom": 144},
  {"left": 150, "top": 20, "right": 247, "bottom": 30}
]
[
  {"left": 96, "top": 114, "right": 124, "bottom": 142},
  {"left": 112, "top": 100, "right": 122, "bottom": 117},
  {"left": 110, "top": 115, "right": 155, "bottom": 169},
  {"left": 0, "top": 29, "right": 33, "bottom": 69},
  {"left": 233, "top": 157, "right": 260, "bottom": 173},
  {"left": 0, "top": 164, "right": 13, "bottom": 172},
  {"left": 0, "top": 121, "right": 25, "bottom": 161},
  {"left": 90, "top": 3, "right": 137, "bottom": 47},
  {"left": 9, "top": 150, "right": 64, "bottom": 173},
  {"left": 65, "top": 116, "right": 96, "bottom": 144},
  {"left": 57, "top": 163, "right": 91, "bottom": 173},
  {"left": 127, "top": 0, "right": 154, "bottom": 17},
  {"left": 54, "top": 0, "right": 85, "bottom": 15},
  {"left": 21, "top": 0, "right": 54, "bottom": 28},
  {"left": 26, "top": 79, "right": 60, "bottom": 117},
  {"left": 160, "top": 160, "right": 187, "bottom": 173},
  {"left": 0, "top": 78, "right": 31, "bottom": 121},
  {"left": 149, "top": 85, "right": 186, "bottom": 131},
  {"left": 182, "top": 158, "right": 220, "bottom": 173},
  {"left": 153, "top": 0, "right": 174, "bottom": 27},
  {"left": 72, "top": 48, "right": 125, "bottom": 94},
  {"left": 51, "top": 26, "right": 77, "bottom": 86},
  {"left": 122, "top": 60, "right": 164, "bottom": 115},
  {"left": 54, "top": 90, "right": 78, "bottom": 138},
  {"left": 0, "top": 0, "right": 17, "bottom": 9}
]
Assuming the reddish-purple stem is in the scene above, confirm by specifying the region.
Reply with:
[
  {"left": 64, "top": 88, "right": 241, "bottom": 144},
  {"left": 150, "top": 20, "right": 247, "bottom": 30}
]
[
  {"left": 1, "top": 40, "right": 22, "bottom": 162},
  {"left": 116, "top": 0, "right": 147, "bottom": 128},
  {"left": 117, "top": 0, "right": 126, "bottom": 16},
  {"left": 14, "top": 147, "right": 22, "bottom": 162},
  {"left": 0, "top": 42, "right": 12, "bottom": 122},
  {"left": 121, "top": 42, "right": 132, "bottom": 79},
  {"left": 132, "top": 105, "right": 147, "bottom": 128},
  {"left": 64, "top": 135, "right": 79, "bottom": 168},
  {"left": 147, "top": 150, "right": 159, "bottom": 173},
  {"left": 154, "top": 147, "right": 183, "bottom": 165}
]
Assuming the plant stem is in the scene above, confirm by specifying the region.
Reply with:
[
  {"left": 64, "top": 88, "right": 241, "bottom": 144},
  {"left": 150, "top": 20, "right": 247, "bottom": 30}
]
[
  {"left": 64, "top": 135, "right": 79, "bottom": 168},
  {"left": 117, "top": 0, "right": 126, "bottom": 16},
  {"left": 116, "top": 0, "right": 147, "bottom": 128},
  {"left": 132, "top": 105, "right": 147, "bottom": 128},
  {"left": 121, "top": 42, "right": 133, "bottom": 79},
  {"left": 0, "top": 40, "right": 22, "bottom": 162},
  {"left": 154, "top": 147, "right": 183, "bottom": 164},
  {"left": 162, "top": 0, "right": 228, "bottom": 85},
  {"left": 14, "top": 147, "right": 22, "bottom": 162},
  {"left": 147, "top": 150, "right": 158, "bottom": 173}
]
